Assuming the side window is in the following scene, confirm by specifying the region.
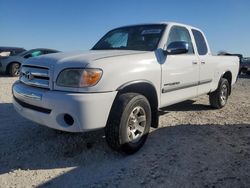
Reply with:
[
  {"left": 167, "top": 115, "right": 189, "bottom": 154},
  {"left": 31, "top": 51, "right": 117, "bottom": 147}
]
[
  {"left": 44, "top": 50, "right": 58, "bottom": 54},
  {"left": 167, "top": 26, "right": 194, "bottom": 54},
  {"left": 192, "top": 29, "right": 208, "bottom": 55},
  {"left": 41, "top": 50, "right": 47, "bottom": 55},
  {"left": 44, "top": 50, "right": 51, "bottom": 54}
]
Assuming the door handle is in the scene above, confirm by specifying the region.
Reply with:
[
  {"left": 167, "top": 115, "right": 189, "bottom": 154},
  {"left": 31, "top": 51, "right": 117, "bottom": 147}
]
[
  {"left": 192, "top": 61, "right": 198, "bottom": 65},
  {"left": 201, "top": 61, "right": 206, "bottom": 64}
]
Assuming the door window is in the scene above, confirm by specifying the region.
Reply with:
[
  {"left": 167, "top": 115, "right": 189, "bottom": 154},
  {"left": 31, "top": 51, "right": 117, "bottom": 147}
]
[{"left": 167, "top": 26, "right": 194, "bottom": 54}]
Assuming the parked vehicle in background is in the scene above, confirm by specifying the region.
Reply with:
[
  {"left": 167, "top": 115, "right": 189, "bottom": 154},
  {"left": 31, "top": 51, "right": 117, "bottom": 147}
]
[
  {"left": 0, "top": 48, "right": 59, "bottom": 76},
  {"left": 240, "top": 57, "right": 250, "bottom": 75},
  {"left": 0, "top": 47, "right": 26, "bottom": 57},
  {"left": 12, "top": 22, "right": 239, "bottom": 154}
]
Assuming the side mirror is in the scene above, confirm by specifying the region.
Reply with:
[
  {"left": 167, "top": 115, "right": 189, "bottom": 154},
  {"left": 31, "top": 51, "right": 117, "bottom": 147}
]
[{"left": 164, "top": 41, "right": 189, "bottom": 55}]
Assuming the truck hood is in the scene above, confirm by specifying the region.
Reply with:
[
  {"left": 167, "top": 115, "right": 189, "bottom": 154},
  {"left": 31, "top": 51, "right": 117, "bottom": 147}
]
[{"left": 24, "top": 50, "right": 148, "bottom": 69}]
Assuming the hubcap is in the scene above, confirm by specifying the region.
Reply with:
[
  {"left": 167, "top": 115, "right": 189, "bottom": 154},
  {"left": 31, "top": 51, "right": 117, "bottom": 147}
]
[
  {"left": 127, "top": 106, "right": 146, "bottom": 143},
  {"left": 14, "top": 64, "right": 20, "bottom": 76},
  {"left": 220, "top": 84, "right": 228, "bottom": 105}
]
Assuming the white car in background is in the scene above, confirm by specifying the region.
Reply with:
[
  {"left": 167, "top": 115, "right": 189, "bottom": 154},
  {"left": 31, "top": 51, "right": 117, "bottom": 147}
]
[
  {"left": 0, "top": 47, "right": 26, "bottom": 75},
  {"left": 0, "top": 48, "right": 59, "bottom": 76},
  {"left": 0, "top": 47, "right": 26, "bottom": 57}
]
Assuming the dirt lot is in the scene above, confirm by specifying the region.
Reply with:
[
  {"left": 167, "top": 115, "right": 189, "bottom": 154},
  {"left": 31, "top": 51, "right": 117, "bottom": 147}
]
[{"left": 0, "top": 75, "right": 250, "bottom": 188}]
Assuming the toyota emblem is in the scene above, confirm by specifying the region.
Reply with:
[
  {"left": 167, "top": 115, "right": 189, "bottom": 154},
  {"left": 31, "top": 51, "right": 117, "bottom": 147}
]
[{"left": 25, "top": 71, "right": 34, "bottom": 80}]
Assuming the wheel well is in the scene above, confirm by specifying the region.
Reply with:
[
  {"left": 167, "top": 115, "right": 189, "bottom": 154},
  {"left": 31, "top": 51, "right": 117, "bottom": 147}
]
[
  {"left": 116, "top": 82, "right": 159, "bottom": 128},
  {"left": 222, "top": 71, "right": 232, "bottom": 95},
  {"left": 6, "top": 62, "right": 20, "bottom": 74}
]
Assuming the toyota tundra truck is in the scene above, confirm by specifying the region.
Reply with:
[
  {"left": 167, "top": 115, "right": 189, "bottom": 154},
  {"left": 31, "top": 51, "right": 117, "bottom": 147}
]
[{"left": 12, "top": 22, "right": 239, "bottom": 154}]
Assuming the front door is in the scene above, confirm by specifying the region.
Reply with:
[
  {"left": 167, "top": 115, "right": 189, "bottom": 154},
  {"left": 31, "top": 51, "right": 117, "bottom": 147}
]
[{"left": 160, "top": 26, "right": 199, "bottom": 107}]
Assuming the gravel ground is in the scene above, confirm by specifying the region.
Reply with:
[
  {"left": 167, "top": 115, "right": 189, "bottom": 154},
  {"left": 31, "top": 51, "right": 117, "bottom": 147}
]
[{"left": 0, "top": 75, "right": 250, "bottom": 188}]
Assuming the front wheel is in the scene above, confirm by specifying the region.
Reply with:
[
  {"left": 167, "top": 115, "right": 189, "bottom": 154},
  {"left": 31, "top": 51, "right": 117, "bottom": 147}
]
[
  {"left": 105, "top": 93, "right": 151, "bottom": 154},
  {"left": 209, "top": 78, "right": 229, "bottom": 109},
  {"left": 8, "top": 62, "right": 20, "bottom": 77}
]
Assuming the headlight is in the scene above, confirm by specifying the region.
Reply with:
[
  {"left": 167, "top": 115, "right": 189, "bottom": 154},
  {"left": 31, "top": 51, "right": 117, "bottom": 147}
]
[{"left": 56, "top": 68, "right": 103, "bottom": 87}]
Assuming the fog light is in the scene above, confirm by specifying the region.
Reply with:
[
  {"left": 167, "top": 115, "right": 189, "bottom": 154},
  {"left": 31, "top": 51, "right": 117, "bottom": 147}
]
[{"left": 64, "top": 114, "right": 74, "bottom": 126}]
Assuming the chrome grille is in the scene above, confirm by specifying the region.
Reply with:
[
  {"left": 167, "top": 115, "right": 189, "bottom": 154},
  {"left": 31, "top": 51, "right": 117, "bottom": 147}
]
[{"left": 20, "top": 65, "right": 50, "bottom": 89}]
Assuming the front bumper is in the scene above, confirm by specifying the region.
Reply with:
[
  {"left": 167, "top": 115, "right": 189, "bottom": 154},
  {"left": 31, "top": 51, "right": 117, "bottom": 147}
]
[{"left": 12, "top": 81, "right": 117, "bottom": 132}]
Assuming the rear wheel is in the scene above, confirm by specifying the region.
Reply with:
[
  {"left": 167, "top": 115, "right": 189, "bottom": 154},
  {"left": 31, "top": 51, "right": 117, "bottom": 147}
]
[
  {"left": 8, "top": 62, "right": 20, "bottom": 77},
  {"left": 105, "top": 93, "right": 151, "bottom": 154},
  {"left": 241, "top": 68, "right": 247, "bottom": 74},
  {"left": 209, "top": 78, "right": 229, "bottom": 109},
  {"left": 238, "top": 68, "right": 242, "bottom": 75}
]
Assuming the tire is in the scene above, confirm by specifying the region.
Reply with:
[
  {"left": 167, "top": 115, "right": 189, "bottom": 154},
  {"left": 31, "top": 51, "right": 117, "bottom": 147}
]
[
  {"left": 8, "top": 62, "right": 20, "bottom": 77},
  {"left": 105, "top": 93, "right": 151, "bottom": 154},
  {"left": 209, "top": 78, "right": 229, "bottom": 109},
  {"left": 246, "top": 71, "right": 250, "bottom": 75},
  {"left": 241, "top": 68, "right": 247, "bottom": 74},
  {"left": 238, "top": 69, "right": 242, "bottom": 75}
]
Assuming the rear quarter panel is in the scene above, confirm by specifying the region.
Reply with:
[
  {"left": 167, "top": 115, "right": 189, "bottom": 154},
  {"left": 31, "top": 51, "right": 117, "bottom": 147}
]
[{"left": 209, "top": 55, "right": 239, "bottom": 92}]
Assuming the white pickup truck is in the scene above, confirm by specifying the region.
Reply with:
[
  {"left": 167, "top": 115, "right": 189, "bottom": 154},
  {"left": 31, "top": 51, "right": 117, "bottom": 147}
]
[{"left": 12, "top": 22, "right": 239, "bottom": 154}]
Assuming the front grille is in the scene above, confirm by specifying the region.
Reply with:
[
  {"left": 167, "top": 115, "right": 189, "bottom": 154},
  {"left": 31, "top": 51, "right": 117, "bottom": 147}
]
[
  {"left": 14, "top": 96, "right": 52, "bottom": 114},
  {"left": 20, "top": 65, "right": 50, "bottom": 89}
]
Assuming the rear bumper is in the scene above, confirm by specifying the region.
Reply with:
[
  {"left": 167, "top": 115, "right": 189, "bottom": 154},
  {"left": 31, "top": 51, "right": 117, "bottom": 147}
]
[{"left": 12, "top": 81, "right": 117, "bottom": 132}]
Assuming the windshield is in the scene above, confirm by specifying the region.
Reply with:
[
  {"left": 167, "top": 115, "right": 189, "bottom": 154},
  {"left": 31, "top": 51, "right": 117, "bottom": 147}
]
[
  {"left": 18, "top": 49, "right": 42, "bottom": 57},
  {"left": 92, "top": 24, "right": 166, "bottom": 51},
  {"left": 18, "top": 50, "right": 32, "bottom": 56}
]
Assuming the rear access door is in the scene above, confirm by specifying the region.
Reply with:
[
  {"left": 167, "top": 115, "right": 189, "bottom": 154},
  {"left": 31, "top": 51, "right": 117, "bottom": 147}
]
[{"left": 192, "top": 29, "right": 214, "bottom": 95}]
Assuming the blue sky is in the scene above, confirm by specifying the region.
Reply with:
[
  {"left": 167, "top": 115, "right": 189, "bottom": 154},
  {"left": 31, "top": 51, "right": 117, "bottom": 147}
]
[{"left": 1, "top": 0, "right": 250, "bottom": 56}]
